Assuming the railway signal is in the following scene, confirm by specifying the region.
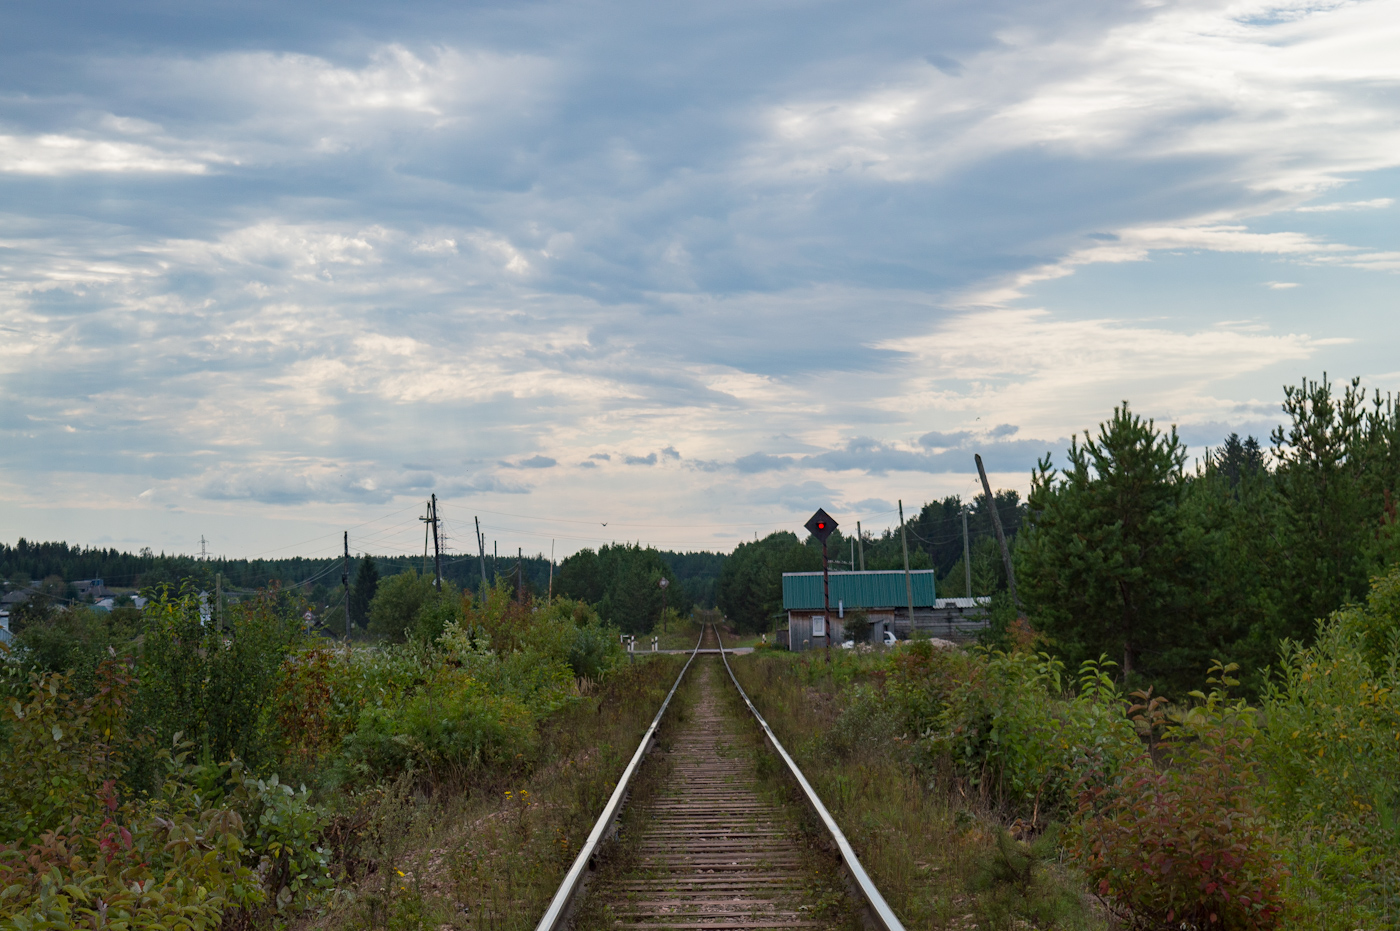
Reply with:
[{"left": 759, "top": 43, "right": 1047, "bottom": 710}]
[
  {"left": 804, "top": 509, "right": 838, "bottom": 659},
  {"left": 804, "top": 508, "right": 837, "bottom": 542}
]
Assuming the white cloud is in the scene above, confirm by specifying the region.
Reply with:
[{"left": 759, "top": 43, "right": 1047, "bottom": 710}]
[
  {"left": 128, "top": 44, "right": 556, "bottom": 162},
  {"left": 1296, "top": 198, "right": 1394, "bottom": 212},
  {"left": 3, "top": 3, "right": 1400, "bottom": 554},
  {"left": 963, "top": 221, "right": 1386, "bottom": 306},
  {"left": 754, "top": 0, "right": 1400, "bottom": 194},
  {"left": 879, "top": 308, "right": 1341, "bottom": 438},
  {"left": 0, "top": 134, "right": 210, "bottom": 175},
  {"left": 1264, "top": 281, "right": 1300, "bottom": 289}
]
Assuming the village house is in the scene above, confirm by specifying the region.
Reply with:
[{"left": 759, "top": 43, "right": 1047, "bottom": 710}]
[{"left": 779, "top": 569, "right": 990, "bottom": 651}]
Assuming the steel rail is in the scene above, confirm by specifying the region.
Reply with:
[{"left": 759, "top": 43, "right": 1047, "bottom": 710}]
[
  {"left": 532, "top": 627, "right": 705, "bottom": 931},
  {"left": 717, "top": 629, "right": 908, "bottom": 931}
]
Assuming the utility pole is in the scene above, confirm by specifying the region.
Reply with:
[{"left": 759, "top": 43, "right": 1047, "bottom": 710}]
[
  {"left": 342, "top": 531, "right": 351, "bottom": 640},
  {"left": 899, "top": 500, "right": 915, "bottom": 637},
  {"left": 517, "top": 547, "right": 524, "bottom": 605},
  {"left": 475, "top": 516, "right": 488, "bottom": 591},
  {"left": 548, "top": 539, "right": 555, "bottom": 605},
  {"left": 962, "top": 507, "right": 972, "bottom": 598},
  {"left": 430, "top": 494, "right": 442, "bottom": 591},
  {"left": 856, "top": 520, "right": 866, "bottom": 571},
  {"left": 215, "top": 572, "right": 223, "bottom": 630},
  {"left": 975, "top": 453, "right": 1020, "bottom": 608}
]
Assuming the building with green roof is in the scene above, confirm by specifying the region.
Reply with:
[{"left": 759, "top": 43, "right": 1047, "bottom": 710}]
[{"left": 780, "top": 569, "right": 988, "bottom": 650}]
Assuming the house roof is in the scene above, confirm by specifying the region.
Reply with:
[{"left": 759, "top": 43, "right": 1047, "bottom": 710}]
[
  {"left": 935, "top": 596, "right": 990, "bottom": 609},
  {"left": 782, "top": 570, "right": 937, "bottom": 610}
]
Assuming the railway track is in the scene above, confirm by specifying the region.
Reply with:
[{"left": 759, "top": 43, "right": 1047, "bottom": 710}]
[{"left": 536, "top": 626, "right": 903, "bottom": 931}]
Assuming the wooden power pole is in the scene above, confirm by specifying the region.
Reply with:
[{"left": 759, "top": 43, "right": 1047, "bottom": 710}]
[
  {"left": 962, "top": 507, "right": 972, "bottom": 598},
  {"left": 975, "top": 453, "right": 1020, "bottom": 608},
  {"left": 431, "top": 494, "right": 442, "bottom": 591},
  {"left": 342, "top": 531, "right": 351, "bottom": 639},
  {"left": 475, "top": 516, "right": 488, "bottom": 591}
]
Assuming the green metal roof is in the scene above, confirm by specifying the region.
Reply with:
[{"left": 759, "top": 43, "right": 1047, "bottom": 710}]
[{"left": 782, "top": 570, "right": 937, "bottom": 610}]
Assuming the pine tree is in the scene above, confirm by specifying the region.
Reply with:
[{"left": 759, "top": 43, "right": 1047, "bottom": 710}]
[
  {"left": 1019, "top": 402, "right": 1191, "bottom": 680},
  {"left": 1271, "top": 374, "right": 1400, "bottom": 638}
]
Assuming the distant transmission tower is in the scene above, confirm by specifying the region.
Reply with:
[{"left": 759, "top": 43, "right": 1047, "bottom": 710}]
[{"left": 199, "top": 535, "right": 209, "bottom": 560}]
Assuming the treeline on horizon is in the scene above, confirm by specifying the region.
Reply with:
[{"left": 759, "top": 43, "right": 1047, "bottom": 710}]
[
  {"left": 0, "top": 541, "right": 725, "bottom": 610},
  {"left": 1, "top": 506, "right": 1023, "bottom": 639},
  {"left": 0, "top": 500, "right": 1021, "bottom": 623}
]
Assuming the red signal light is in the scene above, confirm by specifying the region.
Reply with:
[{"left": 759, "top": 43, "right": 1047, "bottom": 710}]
[{"left": 804, "top": 508, "right": 838, "bottom": 542}]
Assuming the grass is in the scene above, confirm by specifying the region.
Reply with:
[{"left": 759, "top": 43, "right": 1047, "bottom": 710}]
[
  {"left": 651, "top": 617, "right": 707, "bottom": 651},
  {"left": 728, "top": 650, "right": 1108, "bottom": 931},
  {"left": 653, "top": 613, "right": 766, "bottom": 651},
  {"left": 300, "top": 654, "right": 687, "bottom": 931},
  {"left": 709, "top": 616, "right": 768, "bottom": 650}
]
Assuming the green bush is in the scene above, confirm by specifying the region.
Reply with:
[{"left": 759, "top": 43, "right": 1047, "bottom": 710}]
[
  {"left": 135, "top": 583, "right": 302, "bottom": 777},
  {"left": 338, "top": 674, "right": 536, "bottom": 779},
  {"left": 334, "top": 587, "right": 615, "bottom": 784},
  {"left": 0, "top": 658, "right": 139, "bottom": 844},
  {"left": 368, "top": 572, "right": 462, "bottom": 643},
  {"left": 897, "top": 643, "right": 1138, "bottom": 817},
  {"left": 272, "top": 642, "right": 435, "bottom": 774},
  {"left": 1258, "top": 566, "right": 1400, "bottom": 923},
  {"left": 178, "top": 753, "right": 335, "bottom": 914},
  {"left": 10, "top": 605, "right": 141, "bottom": 686},
  {"left": 0, "top": 660, "right": 266, "bottom": 928}
]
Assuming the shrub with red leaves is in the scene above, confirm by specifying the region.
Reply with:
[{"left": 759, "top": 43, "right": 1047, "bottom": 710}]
[{"left": 1066, "top": 665, "right": 1288, "bottom": 930}]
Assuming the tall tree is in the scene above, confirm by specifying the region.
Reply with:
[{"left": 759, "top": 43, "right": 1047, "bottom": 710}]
[
  {"left": 1175, "top": 434, "right": 1281, "bottom": 692},
  {"left": 1214, "top": 432, "right": 1265, "bottom": 489},
  {"left": 715, "top": 532, "right": 820, "bottom": 632},
  {"left": 555, "top": 543, "right": 687, "bottom": 633},
  {"left": 1018, "top": 402, "right": 1192, "bottom": 680},
  {"left": 1271, "top": 375, "right": 1383, "bottom": 637},
  {"left": 349, "top": 554, "right": 379, "bottom": 630}
]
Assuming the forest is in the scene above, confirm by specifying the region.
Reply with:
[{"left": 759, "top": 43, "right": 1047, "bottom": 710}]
[{"left": 1016, "top": 374, "right": 1400, "bottom": 698}]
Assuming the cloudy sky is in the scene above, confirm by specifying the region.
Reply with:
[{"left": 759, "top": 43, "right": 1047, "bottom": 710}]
[{"left": 2, "top": 0, "right": 1398, "bottom": 561}]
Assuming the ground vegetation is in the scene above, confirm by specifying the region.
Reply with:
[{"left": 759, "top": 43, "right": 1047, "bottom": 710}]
[{"left": 0, "top": 573, "right": 652, "bottom": 929}]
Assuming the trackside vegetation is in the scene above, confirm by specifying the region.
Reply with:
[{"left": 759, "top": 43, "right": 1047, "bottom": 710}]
[
  {"left": 730, "top": 565, "right": 1400, "bottom": 930},
  {"left": 0, "top": 578, "right": 667, "bottom": 929}
]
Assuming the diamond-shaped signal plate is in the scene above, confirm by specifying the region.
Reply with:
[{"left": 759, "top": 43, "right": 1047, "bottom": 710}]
[{"left": 804, "top": 508, "right": 838, "bottom": 543}]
